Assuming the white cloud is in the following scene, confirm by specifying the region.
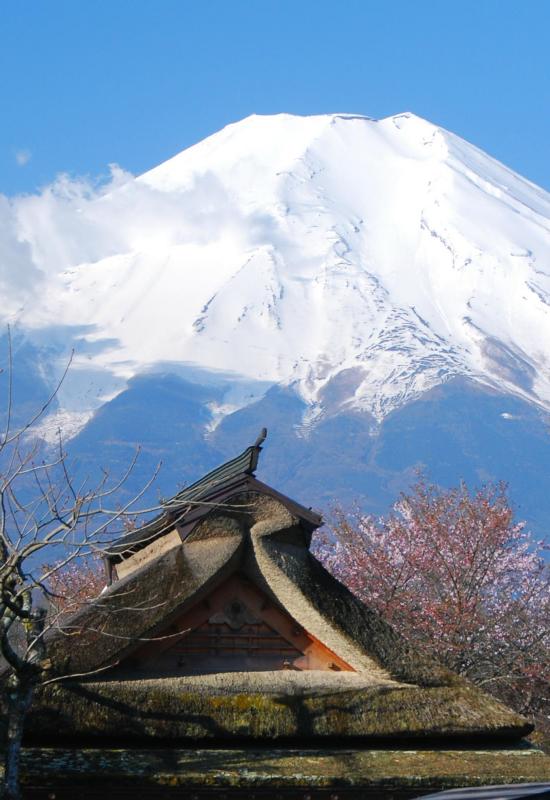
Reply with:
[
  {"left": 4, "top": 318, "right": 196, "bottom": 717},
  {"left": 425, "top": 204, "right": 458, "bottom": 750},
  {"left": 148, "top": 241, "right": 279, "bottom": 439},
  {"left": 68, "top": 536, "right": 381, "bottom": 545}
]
[
  {"left": 0, "top": 162, "right": 284, "bottom": 325},
  {"left": 15, "top": 149, "right": 32, "bottom": 167},
  {"left": 0, "top": 194, "right": 44, "bottom": 318}
]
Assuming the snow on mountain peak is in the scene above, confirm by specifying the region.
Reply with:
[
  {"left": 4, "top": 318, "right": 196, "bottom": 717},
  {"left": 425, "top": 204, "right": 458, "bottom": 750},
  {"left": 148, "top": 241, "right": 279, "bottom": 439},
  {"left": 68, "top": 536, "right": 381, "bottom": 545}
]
[{"left": 3, "top": 111, "right": 550, "bottom": 431}]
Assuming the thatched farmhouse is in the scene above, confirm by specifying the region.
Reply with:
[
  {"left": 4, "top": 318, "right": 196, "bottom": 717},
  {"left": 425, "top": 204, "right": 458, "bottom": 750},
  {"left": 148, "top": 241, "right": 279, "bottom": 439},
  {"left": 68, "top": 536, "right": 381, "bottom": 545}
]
[{"left": 10, "top": 434, "right": 550, "bottom": 796}]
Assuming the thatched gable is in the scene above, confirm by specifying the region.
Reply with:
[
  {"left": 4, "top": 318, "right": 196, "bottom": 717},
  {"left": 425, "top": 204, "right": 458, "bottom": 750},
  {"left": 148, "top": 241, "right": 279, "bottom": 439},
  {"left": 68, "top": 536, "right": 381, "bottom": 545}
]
[{"left": 104, "top": 429, "right": 321, "bottom": 583}]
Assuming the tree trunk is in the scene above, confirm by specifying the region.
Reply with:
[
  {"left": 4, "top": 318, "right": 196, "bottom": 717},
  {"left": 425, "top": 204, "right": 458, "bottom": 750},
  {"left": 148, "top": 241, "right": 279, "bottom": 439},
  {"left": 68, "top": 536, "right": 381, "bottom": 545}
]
[{"left": 3, "top": 679, "right": 33, "bottom": 800}]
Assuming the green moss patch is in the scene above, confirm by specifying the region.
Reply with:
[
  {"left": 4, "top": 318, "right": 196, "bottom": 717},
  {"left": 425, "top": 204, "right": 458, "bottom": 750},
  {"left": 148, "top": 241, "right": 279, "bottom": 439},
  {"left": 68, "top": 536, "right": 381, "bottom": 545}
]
[
  {"left": 28, "top": 678, "right": 530, "bottom": 742},
  {"left": 14, "top": 746, "right": 550, "bottom": 790}
]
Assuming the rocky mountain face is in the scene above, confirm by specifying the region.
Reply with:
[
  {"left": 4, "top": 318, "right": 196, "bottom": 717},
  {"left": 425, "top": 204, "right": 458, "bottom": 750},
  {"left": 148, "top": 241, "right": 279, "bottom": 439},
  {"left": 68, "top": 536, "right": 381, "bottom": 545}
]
[{"left": 2, "top": 112, "right": 550, "bottom": 531}]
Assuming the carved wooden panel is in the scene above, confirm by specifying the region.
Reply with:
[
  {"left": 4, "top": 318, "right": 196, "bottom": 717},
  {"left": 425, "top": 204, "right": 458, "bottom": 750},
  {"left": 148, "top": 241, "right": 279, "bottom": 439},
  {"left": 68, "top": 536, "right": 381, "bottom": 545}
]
[
  {"left": 127, "top": 573, "right": 354, "bottom": 675},
  {"left": 169, "top": 618, "right": 304, "bottom": 673}
]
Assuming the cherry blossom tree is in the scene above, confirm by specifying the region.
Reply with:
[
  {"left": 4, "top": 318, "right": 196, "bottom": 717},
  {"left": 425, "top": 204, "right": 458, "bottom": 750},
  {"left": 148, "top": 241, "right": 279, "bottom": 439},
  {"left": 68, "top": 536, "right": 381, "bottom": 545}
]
[
  {"left": 44, "top": 558, "right": 105, "bottom": 618},
  {"left": 316, "top": 480, "right": 550, "bottom": 718}
]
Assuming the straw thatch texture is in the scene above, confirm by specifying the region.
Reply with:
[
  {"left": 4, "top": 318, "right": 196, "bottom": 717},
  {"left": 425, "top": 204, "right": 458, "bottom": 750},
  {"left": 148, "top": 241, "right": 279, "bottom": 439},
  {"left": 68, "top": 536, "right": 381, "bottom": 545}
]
[{"left": 4, "top": 492, "right": 534, "bottom": 742}]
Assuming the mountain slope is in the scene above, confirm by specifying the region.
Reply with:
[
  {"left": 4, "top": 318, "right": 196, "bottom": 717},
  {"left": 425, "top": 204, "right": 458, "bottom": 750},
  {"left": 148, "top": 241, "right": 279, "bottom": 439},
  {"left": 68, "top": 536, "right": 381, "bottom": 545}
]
[
  {"left": 2, "top": 112, "right": 550, "bottom": 529},
  {"left": 9, "top": 111, "right": 550, "bottom": 428}
]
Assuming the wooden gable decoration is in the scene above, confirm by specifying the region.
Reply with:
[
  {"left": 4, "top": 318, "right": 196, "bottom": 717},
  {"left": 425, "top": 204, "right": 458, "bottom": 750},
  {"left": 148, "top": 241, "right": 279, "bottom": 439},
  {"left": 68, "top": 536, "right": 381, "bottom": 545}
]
[{"left": 123, "top": 573, "right": 354, "bottom": 675}]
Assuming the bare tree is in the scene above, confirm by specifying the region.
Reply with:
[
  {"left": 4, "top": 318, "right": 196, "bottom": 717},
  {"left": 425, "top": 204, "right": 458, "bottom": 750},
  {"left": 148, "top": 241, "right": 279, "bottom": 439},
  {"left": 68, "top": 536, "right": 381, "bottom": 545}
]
[{"left": 0, "top": 331, "right": 160, "bottom": 800}]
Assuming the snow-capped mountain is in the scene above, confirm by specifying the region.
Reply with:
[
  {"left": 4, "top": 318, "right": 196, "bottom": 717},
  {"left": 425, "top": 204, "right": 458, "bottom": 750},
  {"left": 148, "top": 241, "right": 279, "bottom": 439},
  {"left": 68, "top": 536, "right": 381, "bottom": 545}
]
[
  {"left": 7, "top": 111, "right": 550, "bottom": 428},
  {"left": 2, "top": 112, "right": 550, "bottom": 529}
]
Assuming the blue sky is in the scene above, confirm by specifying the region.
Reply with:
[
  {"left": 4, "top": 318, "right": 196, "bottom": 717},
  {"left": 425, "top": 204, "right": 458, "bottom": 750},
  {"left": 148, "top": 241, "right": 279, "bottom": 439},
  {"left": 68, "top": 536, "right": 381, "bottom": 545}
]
[{"left": 2, "top": 0, "right": 549, "bottom": 195}]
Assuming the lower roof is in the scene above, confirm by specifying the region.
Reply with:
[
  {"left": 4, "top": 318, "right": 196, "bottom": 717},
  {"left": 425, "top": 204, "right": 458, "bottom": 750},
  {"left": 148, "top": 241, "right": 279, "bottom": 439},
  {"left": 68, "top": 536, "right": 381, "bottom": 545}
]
[{"left": 16, "top": 746, "right": 550, "bottom": 793}]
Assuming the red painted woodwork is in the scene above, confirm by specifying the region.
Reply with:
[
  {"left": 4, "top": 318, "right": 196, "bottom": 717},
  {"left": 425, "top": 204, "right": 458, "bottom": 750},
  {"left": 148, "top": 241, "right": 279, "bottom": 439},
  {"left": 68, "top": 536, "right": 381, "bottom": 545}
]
[{"left": 125, "top": 573, "right": 354, "bottom": 675}]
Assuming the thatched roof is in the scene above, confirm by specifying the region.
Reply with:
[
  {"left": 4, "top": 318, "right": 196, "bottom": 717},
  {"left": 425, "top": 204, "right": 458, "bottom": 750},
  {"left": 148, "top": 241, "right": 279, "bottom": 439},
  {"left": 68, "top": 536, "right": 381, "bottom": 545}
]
[
  {"left": 21, "top": 481, "right": 532, "bottom": 744},
  {"left": 105, "top": 429, "right": 321, "bottom": 574},
  {"left": 14, "top": 746, "right": 550, "bottom": 795}
]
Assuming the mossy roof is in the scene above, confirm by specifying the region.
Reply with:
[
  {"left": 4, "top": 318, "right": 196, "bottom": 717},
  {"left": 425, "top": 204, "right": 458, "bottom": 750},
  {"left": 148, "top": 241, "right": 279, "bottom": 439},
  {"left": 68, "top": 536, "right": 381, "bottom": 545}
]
[
  {"left": 21, "top": 492, "right": 533, "bottom": 743},
  {"left": 14, "top": 746, "right": 550, "bottom": 792},
  {"left": 30, "top": 676, "right": 531, "bottom": 743}
]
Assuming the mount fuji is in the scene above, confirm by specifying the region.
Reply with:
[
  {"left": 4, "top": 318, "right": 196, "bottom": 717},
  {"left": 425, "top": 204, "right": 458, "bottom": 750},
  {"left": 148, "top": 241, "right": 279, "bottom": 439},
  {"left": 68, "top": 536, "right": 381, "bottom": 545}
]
[{"left": 2, "top": 112, "right": 550, "bottom": 530}]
